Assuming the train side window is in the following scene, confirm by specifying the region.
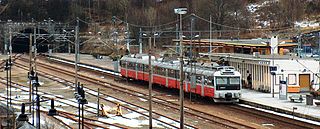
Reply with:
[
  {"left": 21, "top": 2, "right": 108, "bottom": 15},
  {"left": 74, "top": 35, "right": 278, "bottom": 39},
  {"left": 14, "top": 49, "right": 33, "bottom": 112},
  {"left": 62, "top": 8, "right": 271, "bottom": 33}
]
[
  {"left": 133, "top": 63, "right": 138, "bottom": 71},
  {"left": 168, "top": 69, "right": 174, "bottom": 78},
  {"left": 144, "top": 64, "right": 149, "bottom": 72},
  {"left": 207, "top": 76, "right": 214, "bottom": 87},
  {"left": 160, "top": 68, "right": 166, "bottom": 76},
  {"left": 120, "top": 61, "right": 125, "bottom": 67},
  {"left": 196, "top": 75, "right": 202, "bottom": 83},
  {"left": 154, "top": 67, "right": 158, "bottom": 74},
  {"left": 175, "top": 70, "right": 180, "bottom": 79},
  {"left": 130, "top": 62, "right": 134, "bottom": 69},
  {"left": 157, "top": 67, "right": 161, "bottom": 75},
  {"left": 127, "top": 62, "right": 131, "bottom": 69},
  {"left": 137, "top": 64, "right": 140, "bottom": 71},
  {"left": 137, "top": 63, "right": 142, "bottom": 71},
  {"left": 204, "top": 76, "right": 208, "bottom": 85},
  {"left": 185, "top": 72, "right": 189, "bottom": 80},
  {"left": 131, "top": 62, "right": 134, "bottom": 69}
]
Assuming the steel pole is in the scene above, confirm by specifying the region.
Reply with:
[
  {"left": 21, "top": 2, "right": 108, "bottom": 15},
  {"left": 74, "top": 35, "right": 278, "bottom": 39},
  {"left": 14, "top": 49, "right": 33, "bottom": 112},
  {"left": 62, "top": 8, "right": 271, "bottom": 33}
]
[
  {"left": 97, "top": 88, "right": 100, "bottom": 117},
  {"left": 36, "top": 95, "right": 40, "bottom": 129},
  {"left": 272, "top": 48, "right": 275, "bottom": 98},
  {"left": 6, "top": 60, "right": 9, "bottom": 128},
  {"left": 318, "top": 32, "right": 320, "bottom": 90},
  {"left": 75, "top": 18, "right": 79, "bottom": 89},
  {"left": 78, "top": 102, "right": 80, "bottom": 129},
  {"left": 34, "top": 26, "right": 37, "bottom": 72},
  {"left": 82, "top": 104, "right": 84, "bottom": 129},
  {"left": 148, "top": 37, "right": 153, "bottom": 128},
  {"left": 190, "top": 16, "right": 193, "bottom": 101},
  {"left": 179, "top": 13, "right": 184, "bottom": 129},
  {"left": 126, "top": 23, "right": 130, "bottom": 53},
  {"left": 139, "top": 28, "right": 142, "bottom": 54},
  {"left": 29, "top": 34, "right": 32, "bottom": 114},
  {"left": 9, "top": 27, "right": 12, "bottom": 108},
  {"left": 209, "top": 15, "right": 212, "bottom": 53}
]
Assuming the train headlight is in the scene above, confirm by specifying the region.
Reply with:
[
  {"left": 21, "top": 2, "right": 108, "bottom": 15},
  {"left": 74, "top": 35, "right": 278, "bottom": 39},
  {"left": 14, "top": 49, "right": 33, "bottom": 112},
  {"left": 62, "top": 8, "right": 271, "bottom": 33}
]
[
  {"left": 219, "top": 93, "right": 223, "bottom": 98},
  {"left": 234, "top": 93, "right": 238, "bottom": 98}
]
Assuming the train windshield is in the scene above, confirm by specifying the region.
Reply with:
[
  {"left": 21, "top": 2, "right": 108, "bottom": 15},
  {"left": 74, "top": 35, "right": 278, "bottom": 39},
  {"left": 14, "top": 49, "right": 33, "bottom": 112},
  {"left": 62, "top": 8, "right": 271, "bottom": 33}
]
[{"left": 215, "top": 77, "right": 240, "bottom": 90}]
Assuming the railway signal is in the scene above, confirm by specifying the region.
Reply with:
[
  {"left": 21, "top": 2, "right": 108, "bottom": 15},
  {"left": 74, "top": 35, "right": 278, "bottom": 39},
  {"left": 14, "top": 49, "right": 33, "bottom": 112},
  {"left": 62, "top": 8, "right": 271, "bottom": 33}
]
[{"left": 74, "top": 82, "right": 88, "bottom": 129}]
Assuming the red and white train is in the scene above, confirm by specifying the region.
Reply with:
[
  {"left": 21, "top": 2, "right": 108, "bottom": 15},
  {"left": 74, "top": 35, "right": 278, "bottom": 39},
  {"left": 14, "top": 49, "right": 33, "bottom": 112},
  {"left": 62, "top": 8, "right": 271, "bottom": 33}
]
[{"left": 120, "top": 54, "right": 242, "bottom": 102}]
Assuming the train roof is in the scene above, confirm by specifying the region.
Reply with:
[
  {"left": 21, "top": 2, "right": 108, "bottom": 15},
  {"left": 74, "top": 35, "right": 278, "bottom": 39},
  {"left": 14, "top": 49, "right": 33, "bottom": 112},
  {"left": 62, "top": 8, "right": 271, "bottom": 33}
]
[{"left": 121, "top": 55, "right": 240, "bottom": 76}]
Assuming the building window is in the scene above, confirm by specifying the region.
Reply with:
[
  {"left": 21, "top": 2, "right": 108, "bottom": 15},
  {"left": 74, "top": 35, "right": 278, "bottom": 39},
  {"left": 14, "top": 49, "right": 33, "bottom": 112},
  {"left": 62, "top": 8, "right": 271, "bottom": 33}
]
[{"left": 288, "top": 74, "right": 296, "bottom": 85}]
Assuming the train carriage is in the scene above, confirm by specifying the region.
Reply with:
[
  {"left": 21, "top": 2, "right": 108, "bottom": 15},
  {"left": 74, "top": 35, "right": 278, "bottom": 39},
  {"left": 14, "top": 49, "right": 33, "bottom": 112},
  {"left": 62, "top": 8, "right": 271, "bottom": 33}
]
[{"left": 120, "top": 55, "right": 241, "bottom": 103}]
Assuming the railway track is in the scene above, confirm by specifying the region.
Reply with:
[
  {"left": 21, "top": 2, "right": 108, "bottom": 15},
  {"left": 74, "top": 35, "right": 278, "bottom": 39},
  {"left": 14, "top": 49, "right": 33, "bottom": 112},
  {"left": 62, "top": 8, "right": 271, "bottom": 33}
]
[
  {"left": 12, "top": 55, "right": 319, "bottom": 128},
  {"left": 41, "top": 55, "right": 320, "bottom": 128},
  {"left": 0, "top": 78, "right": 131, "bottom": 129},
  {"left": 0, "top": 92, "right": 74, "bottom": 129},
  {"left": 12, "top": 61, "right": 196, "bottom": 128},
  {"left": 15, "top": 56, "right": 255, "bottom": 128},
  {"left": 227, "top": 104, "right": 318, "bottom": 129}
]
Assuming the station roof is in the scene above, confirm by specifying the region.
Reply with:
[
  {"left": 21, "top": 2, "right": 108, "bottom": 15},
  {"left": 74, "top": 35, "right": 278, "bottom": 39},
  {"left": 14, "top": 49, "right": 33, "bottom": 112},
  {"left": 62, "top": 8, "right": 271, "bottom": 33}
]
[
  {"left": 201, "top": 53, "right": 317, "bottom": 61},
  {"left": 174, "top": 38, "right": 298, "bottom": 47}
]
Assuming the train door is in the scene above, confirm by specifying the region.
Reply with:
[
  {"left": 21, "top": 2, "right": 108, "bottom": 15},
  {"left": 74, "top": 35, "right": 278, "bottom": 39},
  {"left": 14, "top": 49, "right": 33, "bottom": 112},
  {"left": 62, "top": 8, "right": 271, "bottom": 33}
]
[
  {"left": 299, "top": 74, "right": 310, "bottom": 92},
  {"left": 135, "top": 63, "right": 138, "bottom": 79},
  {"left": 185, "top": 72, "right": 189, "bottom": 92},
  {"left": 201, "top": 75, "right": 205, "bottom": 96},
  {"left": 165, "top": 68, "right": 168, "bottom": 87}
]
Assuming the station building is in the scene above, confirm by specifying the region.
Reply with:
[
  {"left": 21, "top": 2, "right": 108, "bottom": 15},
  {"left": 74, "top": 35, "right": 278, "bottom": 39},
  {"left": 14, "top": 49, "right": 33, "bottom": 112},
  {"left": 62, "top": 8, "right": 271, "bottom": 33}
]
[
  {"left": 203, "top": 53, "right": 319, "bottom": 93},
  {"left": 179, "top": 36, "right": 319, "bottom": 93}
]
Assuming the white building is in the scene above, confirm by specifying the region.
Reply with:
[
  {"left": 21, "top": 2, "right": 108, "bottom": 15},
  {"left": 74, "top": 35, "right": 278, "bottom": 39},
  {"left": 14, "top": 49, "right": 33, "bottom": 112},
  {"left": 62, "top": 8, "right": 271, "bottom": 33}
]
[{"left": 205, "top": 53, "right": 320, "bottom": 93}]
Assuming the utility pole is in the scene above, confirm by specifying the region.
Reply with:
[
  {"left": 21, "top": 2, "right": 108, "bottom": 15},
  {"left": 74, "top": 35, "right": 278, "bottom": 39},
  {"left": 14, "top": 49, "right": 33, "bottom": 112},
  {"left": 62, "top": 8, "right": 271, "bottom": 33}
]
[
  {"left": 97, "top": 88, "right": 100, "bottom": 117},
  {"left": 148, "top": 36, "right": 153, "bottom": 129},
  {"left": 176, "top": 18, "right": 179, "bottom": 54},
  {"left": 9, "top": 27, "right": 12, "bottom": 107},
  {"left": 34, "top": 25, "right": 37, "bottom": 72},
  {"left": 190, "top": 16, "right": 194, "bottom": 101},
  {"left": 153, "top": 28, "right": 156, "bottom": 48},
  {"left": 126, "top": 23, "right": 130, "bottom": 53},
  {"left": 318, "top": 32, "right": 320, "bottom": 89},
  {"left": 298, "top": 27, "right": 302, "bottom": 58},
  {"left": 29, "top": 34, "right": 32, "bottom": 114},
  {"left": 75, "top": 18, "right": 80, "bottom": 88}
]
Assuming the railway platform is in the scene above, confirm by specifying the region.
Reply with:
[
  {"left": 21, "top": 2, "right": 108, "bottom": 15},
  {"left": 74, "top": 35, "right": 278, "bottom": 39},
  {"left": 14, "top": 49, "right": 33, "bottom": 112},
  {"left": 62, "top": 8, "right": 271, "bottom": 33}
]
[
  {"left": 240, "top": 89, "right": 320, "bottom": 124},
  {"left": 48, "top": 53, "right": 114, "bottom": 70}
]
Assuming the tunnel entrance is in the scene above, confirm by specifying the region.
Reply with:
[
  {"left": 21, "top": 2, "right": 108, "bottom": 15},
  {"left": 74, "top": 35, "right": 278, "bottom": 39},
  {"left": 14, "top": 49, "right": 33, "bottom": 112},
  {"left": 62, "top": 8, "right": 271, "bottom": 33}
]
[{"left": 12, "top": 28, "right": 49, "bottom": 53}]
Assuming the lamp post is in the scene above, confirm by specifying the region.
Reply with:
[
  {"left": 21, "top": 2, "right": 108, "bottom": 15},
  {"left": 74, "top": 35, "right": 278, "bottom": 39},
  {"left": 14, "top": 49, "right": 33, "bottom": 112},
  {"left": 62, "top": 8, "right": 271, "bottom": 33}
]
[
  {"left": 174, "top": 7, "right": 187, "bottom": 129},
  {"left": 270, "top": 35, "right": 279, "bottom": 98}
]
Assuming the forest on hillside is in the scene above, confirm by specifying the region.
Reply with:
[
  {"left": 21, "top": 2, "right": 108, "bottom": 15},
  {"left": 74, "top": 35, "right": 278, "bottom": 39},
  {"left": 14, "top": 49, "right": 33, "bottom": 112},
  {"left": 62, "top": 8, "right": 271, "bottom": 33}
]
[{"left": 1, "top": 0, "right": 320, "bottom": 31}]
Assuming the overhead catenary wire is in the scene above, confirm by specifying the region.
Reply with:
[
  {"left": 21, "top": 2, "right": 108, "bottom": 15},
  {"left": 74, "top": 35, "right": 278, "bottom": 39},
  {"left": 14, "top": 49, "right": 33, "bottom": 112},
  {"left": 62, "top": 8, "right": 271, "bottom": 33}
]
[{"left": 192, "top": 14, "right": 294, "bottom": 31}]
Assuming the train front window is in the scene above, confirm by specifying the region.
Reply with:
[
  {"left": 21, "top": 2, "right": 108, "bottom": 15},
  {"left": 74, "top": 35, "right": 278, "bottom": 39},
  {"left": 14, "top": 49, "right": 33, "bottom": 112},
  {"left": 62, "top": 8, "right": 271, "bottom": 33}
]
[
  {"left": 216, "top": 77, "right": 228, "bottom": 85},
  {"left": 229, "top": 77, "right": 240, "bottom": 85},
  {"left": 215, "top": 77, "right": 241, "bottom": 90}
]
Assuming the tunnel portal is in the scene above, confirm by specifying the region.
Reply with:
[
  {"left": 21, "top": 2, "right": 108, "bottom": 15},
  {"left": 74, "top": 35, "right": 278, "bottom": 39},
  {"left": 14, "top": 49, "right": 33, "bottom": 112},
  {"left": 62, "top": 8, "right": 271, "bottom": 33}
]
[{"left": 12, "top": 28, "right": 49, "bottom": 53}]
